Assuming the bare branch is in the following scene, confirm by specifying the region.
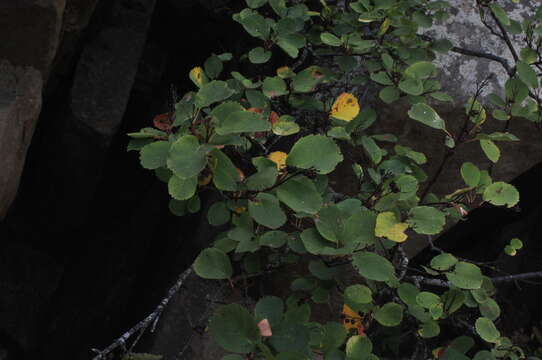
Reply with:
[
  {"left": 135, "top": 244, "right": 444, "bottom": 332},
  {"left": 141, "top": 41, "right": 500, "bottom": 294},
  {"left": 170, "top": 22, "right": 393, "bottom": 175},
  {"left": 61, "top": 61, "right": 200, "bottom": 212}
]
[
  {"left": 491, "top": 270, "right": 542, "bottom": 284},
  {"left": 91, "top": 267, "right": 193, "bottom": 360}
]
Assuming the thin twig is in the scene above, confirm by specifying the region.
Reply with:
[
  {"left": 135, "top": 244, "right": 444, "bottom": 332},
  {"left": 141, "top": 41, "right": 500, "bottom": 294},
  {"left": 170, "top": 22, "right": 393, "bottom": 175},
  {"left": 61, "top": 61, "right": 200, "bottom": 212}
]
[
  {"left": 91, "top": 267, "right": 193, "bottom": 360},
  {"left": 492, "top": 270, "right": 542, "bottom": 284}
]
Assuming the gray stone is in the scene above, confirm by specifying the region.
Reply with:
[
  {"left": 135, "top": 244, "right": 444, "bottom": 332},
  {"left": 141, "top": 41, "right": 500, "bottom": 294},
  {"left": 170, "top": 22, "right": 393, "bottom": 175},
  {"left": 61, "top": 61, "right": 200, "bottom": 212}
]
[
  {"left": 0, "top": 0, "right": 66, "bottom": 79},
  {"left": 427, "top": 0, "right": 539, "bottom": 105},
  {"left": 70, "top": 0, "right": 156, "bottom": 137},
  {"left": 0, "top": 61, "right": 42, "bottom": 219}
]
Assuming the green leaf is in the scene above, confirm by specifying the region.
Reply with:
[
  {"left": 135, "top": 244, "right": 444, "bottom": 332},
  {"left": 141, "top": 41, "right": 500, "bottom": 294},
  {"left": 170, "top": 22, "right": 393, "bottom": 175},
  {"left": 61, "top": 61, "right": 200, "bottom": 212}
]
[
  {"left": 404, "top": 61, "right": 436, "bottom": 80},
  {"left": 276, "top": 175, "right": 323, "bottom": 214},
  {"left": 379, "top": 86, "right": 400, "bottom": 104},
  {"left": 208, "top": 202, "right": 231, "bottom": 226},
  {"left": 210, "top": 304, "right": 260, "bottom": 353},
  {"left": 361, "top": 136, "right": 382, "bottom": 164},
  {"left": 216, "top": 110, "right": 271, "bottom": 135},
  {"left": 352, "top": 251, "right": 395, "bottom": 281},
  {"left": 430, "top": 253, "right": 458, "bottom": 271},
  {"left": 263, "top": 77, "right": 288, "bottom": 98},
  {"left": 416, "top": 292, "right": 441, "bottom": 308},
  {"left": 248, "top": 193, "right": 286, "bottom": 229},
  {"left": 248, "top": 47, "right": 271, "bottom": 64},
  {"left": 287, "top": 135, "right": 343, "bottom": 174},
  {"left": 255, "top": 296, "right": 283, "bottom": 327},
  {"left": 259, "top": 231, "right": 289, "bottom": 248},
  {"left": 489, "top": 3, "right": 510, "bottom": 26},
  {"left": 408, "top": 103, "right": 446, "bottom": 130},
  {"left": 270, "top": 321, "right": 310, "bottom": 353},
  {"left": 516, "top": 61, "right": 538, "bottom": 88},
  {"left": 446, "top": 262, "right": 483, "bottom": 289},
  {"left": 204, "top": 55, "right": 223, "bottom": 79},
  {"left": 292, "top": 66, "right": 323, "bottom": 93},
  {"left": 419, "top": 320, "right": 440, "bottom": 338},
  {"left": 195, "top": 80, "right": 235, "bottom": 108},
  {"left": 194, "top": 248, "right": 233, "bottom": 279},
  {"left": 461, "top": 162, "right": 481, "bottom": 187},
  {"left": 273, "top": 116, "right": 300, "bottom": 136},
  {"left": 246, "top": 157, "right": 278, "bottom": 191},
  {"left": 398, "top": 283, "right": 419, "bottom": 306},
  {"left": 399, "top": 78, "right": 424, "bottom": 96},
  {"left": 211, "top": 149, "right": 240, "bottom": 191},
  {"left": 430, "top": 91, "right": 453, "bottom": 102},
  {"left": 167, "top": 135, "right": 208, "bottom": 179},
  {"left": 168, "top": 175, "right": 197, "bottom": 200},
  {"left": 510, "top": 237, "right": 523, "bottom": 249},
  {"left": 480, "top": 139, "right": 500, "bottom": 163},
  {"left": 482, "top": 182, "right": 519, "bottom": 208},
  {"left": 233, "top": 9, "right": 270, "bottom": 40},
  {"left": 277, "top": 33, "right": 306, "bottom": 58},
  {"left": 374, "top": 303, "right": 403, "bottom": 327},
  {"left": 479, "top": 298, "right": 501, "bottom": 321},
  {"left": 475, "top": 317, "right": 500, "bottom": 343},
  {"left": 346, "top": 335, "right": 372, "bottom": 360},
  {"left": 322, "top": 322, "right": 348, "bottom": 351},
  {"left": 140, "top": 141, "right": 171, "bottom": 170},
  {"left": 407, "top": 206, "right": 446, "bottom": 235},
  {"left": 320, "top": 32, "right": 342, "bottom": 46},
  {"left": 370, "top": 71, "right": 393, "bottom": 86},
  {"left": 169, "top": 199, "right": 187, "bottom": 216},
  {"left": 344, "top": 285, "right": 373, "bottom": 311}
]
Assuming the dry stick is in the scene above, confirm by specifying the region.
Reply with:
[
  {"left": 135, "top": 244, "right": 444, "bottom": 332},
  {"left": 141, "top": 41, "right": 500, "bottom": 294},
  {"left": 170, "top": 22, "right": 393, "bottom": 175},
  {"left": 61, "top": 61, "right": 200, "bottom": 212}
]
[
  {"left": 407, "top": 270, "right": 542, "bottom": 288},
  {"left": 91, "top": 267, "right": 193, "bottom": 360}
]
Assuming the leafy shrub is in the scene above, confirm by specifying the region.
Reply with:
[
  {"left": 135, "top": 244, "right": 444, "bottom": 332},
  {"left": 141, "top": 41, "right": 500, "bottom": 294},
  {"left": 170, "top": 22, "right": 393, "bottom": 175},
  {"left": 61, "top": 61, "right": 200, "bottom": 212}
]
[{"left": 129, "top": 0, "right": 542, "bottom": 358}]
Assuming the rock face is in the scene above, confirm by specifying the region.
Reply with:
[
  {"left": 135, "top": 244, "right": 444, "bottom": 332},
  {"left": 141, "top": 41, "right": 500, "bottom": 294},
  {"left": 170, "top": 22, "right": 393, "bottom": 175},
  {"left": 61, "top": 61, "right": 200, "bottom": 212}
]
[
  {"left": 0, "top": 62, "right": 42, "bottom": 220},
  {"left": 428, "top": 0, "right": 539, "bottom": 105}
]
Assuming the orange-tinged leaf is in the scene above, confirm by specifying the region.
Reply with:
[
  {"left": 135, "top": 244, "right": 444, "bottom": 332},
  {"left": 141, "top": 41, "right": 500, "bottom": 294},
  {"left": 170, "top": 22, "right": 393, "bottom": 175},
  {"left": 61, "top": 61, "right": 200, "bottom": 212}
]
[
  {"left": 330, "top": 93, "right": 360, "bottom": 122},
  {"left": 236, "top": 167, "right": 246, "bottom": 181},
  {"left": 267, "top": 151, "right": 288, "bottom": 171},
  {"left": 233, "top": 206, "right": 246, "bottom": 214},
  {"left": 277, "top": 66, "right": 294, "bottom": 79},
  {"left": 341, "top": 305, "right": 366, "bottom": 336},
  {"left": 257, "top": 319, "right": 272, "bottom": 337},
  {"left": 269, "top": 111, "right": 280, "bottom": 125},
  {"left": 247, "top": 107, "right": 263, "bottom": 114},
  {"left": 198, "top": 173, "right": 212, "bottom": 186},
  {"left": 153, "top": 112, "right": 173, "bottom": 131}
]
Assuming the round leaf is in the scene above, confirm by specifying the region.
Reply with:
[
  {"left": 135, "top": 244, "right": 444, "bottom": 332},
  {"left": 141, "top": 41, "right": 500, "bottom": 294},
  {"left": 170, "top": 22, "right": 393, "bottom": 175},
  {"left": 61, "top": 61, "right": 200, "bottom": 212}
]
[
  {"left": 446, "top": 262, "right": 483, "bottom": 289},
  {"left": 407, "top": 206, "right": 446, "bottom": 235},
  {"left": 374, "top": 303, "right": 403, "bottom": 327},
  {"left": 209, "top": 304, "right": 260, "bottom": 353},
  {"left": 194, "top": 248, "right": 233, "bottom": 279},
  {"left": 167, "top": 135, "right": 208, "bottom": 179},
  {"left": 482, "top": 182, "right": 519, "bottom": 208},
  {"left": 248, "top": 193, "right": 286, "bottom": 229},
  {"left": 249, "top": 47, "right": 272, "bottom": 64},
  {"left": 140, "top": 141, "right": 170, "bottom": 170},
  {"left": 208, "top": 202, "right": 231, "bottom": 226},
  {"left": 344, "top": 285, "right": 373, "bottom": 311},
  {"left": 287, "top": 135, "right": 343, "bottom": 174},
  {"left": 475, "top": 317, "right": 500, "bottom": 343},
  {"left": 352, "top": 252, "right": 395, "bottom": 281}
]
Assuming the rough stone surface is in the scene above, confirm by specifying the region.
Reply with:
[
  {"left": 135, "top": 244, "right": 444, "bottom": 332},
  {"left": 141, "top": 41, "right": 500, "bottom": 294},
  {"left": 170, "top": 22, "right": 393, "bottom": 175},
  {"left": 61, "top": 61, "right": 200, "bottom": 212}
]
[
  {"left": 0, "top": 0, "right": 66, "bottom": 79},
  {"left": 71, "top": 0, "right": 157, "bottom": 137},
  {"left": 427, "top": 0, "right": 539, "bottom": 105},
  {"left": 0, "top": 61, "right": 42, "bottom": 220}
]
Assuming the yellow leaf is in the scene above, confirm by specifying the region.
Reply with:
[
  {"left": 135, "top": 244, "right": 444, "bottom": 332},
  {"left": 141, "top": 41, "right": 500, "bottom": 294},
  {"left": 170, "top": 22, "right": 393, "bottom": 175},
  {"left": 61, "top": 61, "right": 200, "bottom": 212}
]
[
  {"left": 375, "top": 212, "right": 409, "bottom": 243},
  {"left": 378, "top": 17, "right": 391, "bottom": 36},
  {"left": 276, "top": 66, "right": 294, "bottom": 79},
  {"left": 267, "top": 151, "right": 288, "bottom": 171},
  {"left": 329, "top": 93, "right": 360, "bottom": 122},
  {"left": 189, "top": 66, "right": 206, "bottom": 87}
]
